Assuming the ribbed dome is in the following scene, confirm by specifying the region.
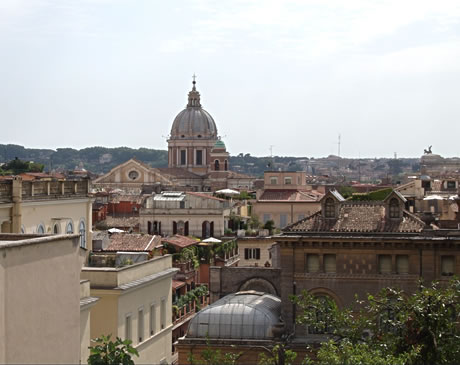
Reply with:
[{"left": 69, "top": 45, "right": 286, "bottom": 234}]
[{"left": 170, "top": 82, "right": 218, "bottom": 140}]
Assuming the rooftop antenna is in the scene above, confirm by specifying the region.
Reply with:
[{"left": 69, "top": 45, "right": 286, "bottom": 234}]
[
  {"left": 267, "top": 145, "right": 275, "bottom": 170},
  {"left": 337, "top": 134, "right": 341, "bottom": 157}
]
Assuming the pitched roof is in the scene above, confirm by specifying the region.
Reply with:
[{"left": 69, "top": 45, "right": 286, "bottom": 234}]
[
  {"left": 156, "top": 167, "right": 203, "bottom": 179},
  {"left": 258, "top": 189, "right": 323, "bottom": 202},
  {"left": 162, "top": 235, "right": 198, "bottom": 249},
  {"left": 105, "top": 233, "right": 160, "bottom": 252},
  {"left": 104, "top": 216, "right": 140, "bottom": 228},
  {"left": 284, "top": 202, "right": 425, "bottom": 233}
]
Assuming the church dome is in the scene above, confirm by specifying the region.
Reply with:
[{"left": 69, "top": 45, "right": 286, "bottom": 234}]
[{"left": 170, "top": 81, "right": 218, "bottom": 140}]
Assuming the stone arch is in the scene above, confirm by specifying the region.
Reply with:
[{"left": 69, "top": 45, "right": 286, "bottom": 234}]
[
  {"left": 308, "top": 287, "right": 342, "bottom": 308},
  {"left": 238, "top": 277, "right": 278, "bottom": 296}
]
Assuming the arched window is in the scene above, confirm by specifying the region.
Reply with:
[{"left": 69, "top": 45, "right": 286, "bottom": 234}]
[
  {"left": 53, "top": 223, "right": 60, "bottom": 234},
  {"left": 202, "top": 221, "right": 211, "bottom": 238},
  {"left": 309, "top": 296, "right": 335, "bottom": 334},
  {"left": 325, "top": 198, "right": 335, "bottom": 218},
  {"left": 389, "top": 198, "right": 400, "bottom": 218},
  {"left": 224, "top": 160, "right": 228, "bottom": 171},
  {"left": 37, "top": 224, "right": 45, "bottom": 234},
  {"left": 66, "top": 221, "right": 74, "bottom": 234},
  {"left": 214, "top": 160, "right": 220, "bottom": 171},
  {"left": 79, "top": 220, "right": 86, "bottom": 248}
]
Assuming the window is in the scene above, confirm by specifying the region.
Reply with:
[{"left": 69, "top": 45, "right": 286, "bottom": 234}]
[
  {"left": 214, "top": 160, "right": 220, "bottom": 171},
  {"left": 196, "top": 150, "right": 203, "bottom": 165},
  {"left": 150, "top": 304, "right": 156, "bottom": 336},
  {"left": 224, "top": 160, "right": 228, "bottom": 171},
  {"left": 306, "top": 254, "right": 320, "bottom": 273},
  {"left": 180, "top": 150, "right": 186, "bottom": 165},
  {"left": 180, "top": 201, "right": 185, "bottom": 209},
  {"left": 37, "top": 224, "right": 45, "bottom": 234},
  {"left": 125, "top": 315, "right": 132, "bottom": 341},
  {"left": 325, "top": 198, "right": 335, "bottom": 218},
  {"left": 160, "top": 298, "right": 166, "bottom": 330},
  {"left": 441, "top": 256, "right": 455, "bottom": 276},
  {"left": 138, "top": 308, "right": 144, "bottom": 343},
  {"left": 396, "top": 255, "right": 409, "bottom": 274},
  {"left": 244, "top": 248, "right": 260, "bottom": 260},
  {"left": 270, "top": 177, "right": 278, "bottom": 185},
  {"left": 309, "top": 296, "right": 334, "bottom": 334},
  {"left": 128, "top": 170, "right": 139, "bottom": 180},
  {"left": 389, "top": 198, "right": 400, "bottom": 218},
  {"left": 263, "top": 214, "right": 271, "bottom": 223},
  {"left": 324, "top": 254, "right": 336, "bottom": 273},
  {"left": 284, "top": 177, "right": 292, "bottom": 185},
  {"left": 447, "top": 181, "right": 456, "bottom": 189},
  {"left": 280, "top": 214, "right": 287, "bottom": 228},
  {"left": 379, "top": 255, "right": 392, "bottom": 274},
  {"left": 53, "top": 223, "right": 60, "bottom": 234},
  {"left": 79, "top": 220, "right": 86, "bottom": 248},
  {"left": 66, "top": 221, "right": 73, "bottom": 234}
]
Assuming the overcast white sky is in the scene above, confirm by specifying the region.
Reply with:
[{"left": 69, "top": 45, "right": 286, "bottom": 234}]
[{"left": 1, "top": 0, "right": 460, "bottom": 158}]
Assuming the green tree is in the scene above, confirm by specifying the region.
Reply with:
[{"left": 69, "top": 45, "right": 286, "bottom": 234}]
[
  {"left": 291, "top": 279, "right": 460, "bottom": 365},
  {"left": 188, "top": 336, "right": 242, "bottom": 365},
  {"left": 88, "top": 334, "right": 139, "bottom": 365},
  {"left": 263, "top": 220, "right": 275, "bottom": 234},
  {"left": 258, "top": 344, "right": 297, "bottom": 365}
]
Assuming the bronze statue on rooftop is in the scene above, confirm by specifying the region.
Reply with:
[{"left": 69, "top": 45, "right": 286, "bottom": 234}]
[{"left": 424, "top": 145, "right": 432, "bottom": 154}]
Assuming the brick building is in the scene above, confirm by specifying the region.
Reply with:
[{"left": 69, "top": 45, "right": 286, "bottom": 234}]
[{"left": 278, "top": 189, "right": 460, "bottom": 335}]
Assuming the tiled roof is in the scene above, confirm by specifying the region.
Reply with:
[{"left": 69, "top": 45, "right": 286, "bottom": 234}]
[
  {"left": 105, "top": 233, "right": 160, "bottom": 252},
  {"left": 104, "top": 216, "right": 140, "bottom": 228},
  {"left": 284, "top": 202, "right": 425, "bottom": 233},
  {"left": 259, "top": 189, "right": 323, "bottom": 202},
  {"left": 172, "top": 280, "right": 186, "bottom": 290},
  {"left": 162, "top": 235, "right": 198, "bottom": 249},
  {"left": 157, "top": 167, "right": 203, "bottom": 179},
  {"left": 80, "top": 296, "right": 99, "bottom": 308}
]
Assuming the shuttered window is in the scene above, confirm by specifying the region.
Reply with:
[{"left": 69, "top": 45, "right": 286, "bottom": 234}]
[
  {"left": 324, "top": 254, "right": 336, "bottom": 273},
  {"left": 379, "top": 255, "right": 392, "bottom": 274},
  {"left": 396, "top": 255, "right": 409, "bottom": 274},
  {"left": 280, "top": 214, "right": 287, "bottom": 228},
  {"left": 441, "top": 256, "right": 455, "bottom": 276},
  {"left": 306, "top": 254, "right": 320, "bottom": 273}
]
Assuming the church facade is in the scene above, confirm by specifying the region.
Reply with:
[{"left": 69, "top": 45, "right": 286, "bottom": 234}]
[{"left": 93, "top": 80, "right": 254, "bottom": 193}]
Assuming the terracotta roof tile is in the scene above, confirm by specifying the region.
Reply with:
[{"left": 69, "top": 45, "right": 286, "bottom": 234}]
[
  {"left": 172, "top": 280, "right": 186, "bottom": 290},
  {"left": 284, "top": 202, "right": 425, "bottom": 233},
  {"left": 259, "top": 189, "right": 323, "bottom": 202},
  {"left": 156, "top": 167, "right": 203, "bottom": 179},
  {"left": 106, "top": 233, "right": 160, "bottom": 252},
  {"left": 104, "top": 216, "right": 140, "bottom": 228},
  {"left": 162, "top": 235, "right": 198, "bottom": 249}
]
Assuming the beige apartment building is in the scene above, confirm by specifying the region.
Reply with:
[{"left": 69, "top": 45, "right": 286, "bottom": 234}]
[
  {"left": 252, "top": 171, "right": 323, "bottom": 228},
  {"left": 0, "top": 177, "right": 93, "bottom": 263},
  {"left": 81, "top": 255, "right": 178, "bottom": 364},
  {"left": 0, "top": 233, "right": 96, "bottom": 364},
  {"left": 140, "top": 191, "right": 231, "bottom": 238},
  {"left": 237, "top": 236, "right": 276, "bottom": 267}
]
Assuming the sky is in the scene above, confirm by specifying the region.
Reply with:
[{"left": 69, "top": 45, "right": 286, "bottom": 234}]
[{"left": 1, "top": 0, "right": 460, "bottom": 158}]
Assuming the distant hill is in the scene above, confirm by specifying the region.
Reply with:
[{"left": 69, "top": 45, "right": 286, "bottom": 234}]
[
  {"left": 0, "top": 144, "right": 420, "bottom": 180},
  {"left": 0, "top": 144, "right": 168, "bottom": 174}
]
